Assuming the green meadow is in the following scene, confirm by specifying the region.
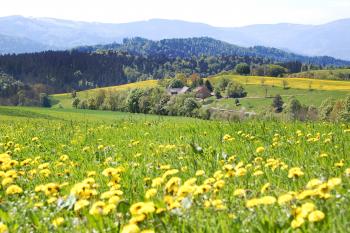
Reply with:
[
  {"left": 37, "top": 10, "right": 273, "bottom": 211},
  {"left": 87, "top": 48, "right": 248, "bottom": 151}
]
[{"left": 0, "top": 106, "right": 349, "bottom": 232}]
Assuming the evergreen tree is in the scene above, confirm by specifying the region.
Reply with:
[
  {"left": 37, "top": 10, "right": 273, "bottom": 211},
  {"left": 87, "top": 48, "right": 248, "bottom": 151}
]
[
  {"left": 39, "top": 93, "right": 51, "bottom": 108},
  {"left": 204, "top": 80, "right": 213, "bottom": 92},
  {"left": 272, "top": 94, "right": 284, "bottom": 113}
]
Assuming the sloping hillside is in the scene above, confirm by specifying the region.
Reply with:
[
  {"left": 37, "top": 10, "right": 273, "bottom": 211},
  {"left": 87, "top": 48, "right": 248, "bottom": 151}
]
[{"left": 75, "top": 37, "right": 350, "bottom": 66}]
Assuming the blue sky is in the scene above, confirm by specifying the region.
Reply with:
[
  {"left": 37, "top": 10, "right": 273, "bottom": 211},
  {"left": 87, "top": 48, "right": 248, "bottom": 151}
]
[{"left": 0, "top": 0, "right": 349, "bottom": 26}]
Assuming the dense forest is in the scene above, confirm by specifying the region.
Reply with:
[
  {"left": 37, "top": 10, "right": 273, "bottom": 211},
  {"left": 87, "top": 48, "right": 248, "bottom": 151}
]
[
  {"left": 76, "top": 37, "right": 350, "bottom": 66},
  {"left": 0, "top": 50, "right": 271, "bottom": 94},
  {"left": 1, "top": 37, "right": 350, "bottom": 106}
]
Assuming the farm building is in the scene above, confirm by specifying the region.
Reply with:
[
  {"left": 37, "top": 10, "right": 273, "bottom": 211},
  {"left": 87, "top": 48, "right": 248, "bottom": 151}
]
[
  {"left": 167, "top": 86, "right": 190, "bottom": 95},
  {"left": 194, "top": 86, "right": 211, "bottom": 99}
]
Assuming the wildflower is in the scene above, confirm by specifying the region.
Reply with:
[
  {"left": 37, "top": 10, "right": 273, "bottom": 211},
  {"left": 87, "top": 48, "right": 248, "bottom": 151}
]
[
  {"left": 74, "top": 199, "right": 90, "bottom": 211},
  {"left": 195, "top": 170, "right": 205, "bottom": 176},
  {"left": 345, "top": 168, "right": 350, "bottom": 176},
  {"left": 121, "top": 223, "right": 140, "bottom": 233},
  {"left": 259, "top": 196, "right": 276, "bottom": 205},
  {"left": 288, "top": 167, "right": 304, "bottom": 178},
  {"left": 308, "top": 210, "right": 325, "bottom": 222},
  {"left": 260, "top": 183, "right": 270, "bottom": 193},
  {"left": 129, "top": 202, "right": 155, "bottom": 216},
  {"left": 223, "top": 134, "right": 234, "bottom": 141},
  {"left": 327, "top": 177, "right": 341, "bottom": 189},
  {"left": 233, "top": 189, "right": 246, "bottom": 197},
  {"left": 89, "top": 201, "right": 105, "bottom": 215},
  {"left": 47, "top": 197, "right": 57, "bottom": 204},
  {"left": 278, "top": 194, "right": 293, "bottom": 205},
  {"left": 165, "top": 177, "right": 181, "bottom": 194},
  {"left": 291, "top": 217, "right": 305, "bottom": 229},
  {"left": 256, "top": 146, "right": 265, "bottom": 153},
  {"left": 1, "top": 177, "right": 13, "bottom": 186},
  {"left": 87, "top": 171, "right": 96, "bottom": 177},
  {"left": 52, "top": 217, "right": 64, "bottom": 228},
  {"left": 129, "top": 214, "right": 146, "bottom": 224},
  {"left": 335, "top": 160, "right": 344, "bottom": 168},
  {"left": 108, "top": 196, "right": 120, "bottom": 204},
  {"left": 102, "top": 167, "right": 119, "bottom": 177},
  {"left": 141, "top": 229, "right": 155, "bottom": 233},
  {"left": 59, "top": 154, "right": 69, "bottom": 161},
  {"left": 145, "top": 188, "right": 157, "bottom": 199},
  {"left": 5, "top": 185, "right": 23, "bottom": 195},
  {"left": 253, "top": 170, "right": 264, "bottom": 176},
  {"left": 103, "top": 203, "right": 116, "bottom": 215},
  {"left": 0, "top": 223, "right": 8, "bottom": 233},
  {"left": 306, "top": 179, "right": 322, "bottom": 189},
  {"left": 151, "top": 177, "right": 163, "bottom": 187}
]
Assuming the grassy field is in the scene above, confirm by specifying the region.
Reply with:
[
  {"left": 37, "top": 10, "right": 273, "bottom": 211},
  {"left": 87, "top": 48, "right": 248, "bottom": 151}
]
[
  {"left": 288, "top": 69, "right": 350, "bottom": 80},
  {"left": 51, "top": 75, "right": 350, "bottom": 112},
  {"left": 0, "top": 106, "right": 349, "bottom": 232},
  {"left": 209, "top": 74, "right": 350, "bottom": 91}
]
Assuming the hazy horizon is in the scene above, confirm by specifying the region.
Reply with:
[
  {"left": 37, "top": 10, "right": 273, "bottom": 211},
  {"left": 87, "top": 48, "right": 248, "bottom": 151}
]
[
  {"left": 1, "top": 14, "right": 349, "bottom": 28},
  {"left": 0, "top": 0, "right": 349, "bottom": 27}
]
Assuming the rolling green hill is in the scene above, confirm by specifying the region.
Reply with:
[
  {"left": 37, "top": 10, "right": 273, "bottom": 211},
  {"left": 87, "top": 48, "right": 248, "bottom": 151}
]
[
  {"left": 288, "top": 69, "right": 350, "bottom": 80},
  {"left": 51, "top": 75, "right": 350, "bottom": 112},
  {"left": 76, "top": 37, "right": 350, "bottom": 66}
]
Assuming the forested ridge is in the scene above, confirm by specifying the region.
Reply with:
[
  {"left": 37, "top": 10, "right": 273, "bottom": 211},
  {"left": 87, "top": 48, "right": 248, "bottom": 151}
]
[
  {"left": 0, "top": 50, "right": 269, "bottom": 93},
  {"left": 1, "top": 37, "right": 349, "bottom": 106},
  {"left": 76, "top": 37, "right": 350, "bottom": 66}
]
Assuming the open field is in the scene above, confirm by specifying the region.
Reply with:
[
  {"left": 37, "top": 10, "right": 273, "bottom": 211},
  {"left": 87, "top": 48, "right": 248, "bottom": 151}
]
[
  {"left": 51, "top": 80, "right": 158, "bottom": 108},
  {"left": 0, "top": 106, "right": 349, "bottom": 232},
  {"left": 209, "top": 74, "right": 350, "bottom": 91},
  {"left": 51, "top": 75, "right": 350, "bottom": 112},
  {"left": 288, "top": 69, "right": 350, "bottom": 81}
]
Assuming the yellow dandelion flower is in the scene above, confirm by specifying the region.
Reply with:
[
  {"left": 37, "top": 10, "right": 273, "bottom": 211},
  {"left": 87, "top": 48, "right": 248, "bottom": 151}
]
[
  {"left": 52, "top": 217, "right": 64, "bottom": 228},
  {"left": 288, "top": 167, "right": 304, "bottom": 178},
  {"left": 291, "top": 217, "right": 305, "bottom": 229},
  {"left": 121, "top": 223, "right": 140, "bottom": 233},
  {"left": 260, "top": 183, "right": 270, "bottom": 194},
  {"left": 345, "top": 168, "right": 350, "bottom": 176},
  {"left": 253, "top": 170, "right": 264, "bottom": 176},
  {"left": 278, "top": 194, "right": 294, "bottom": 205},
  {"left": 308, "top": 210, "right": 325, "bottom": 222},
  {"left": 129, "top": 202, "right": 155, "bottom": 216},
  {"left": 255, "top": 146, "right": 265, "bottom": 153},
  {"left": 145, "top": 188, "right": 157, "bottom": 199},
  {"left": 108, "top": 196, "right": 121, "bottom": 204},
  {"left": 1, "top": 177, "right": 13, "bottom": 186},
  {"left": 327, "top": 177, "right": 341, "bottom": 189},
  {"left": 74, "top": 199, "right": 90, "bottom": 211},
  {"left": 233, "top": 189, "right": 246, "bottom": 197},
  {"left": 129, "top": 214, "right": 146, "bottom": 224},
  {"left": 0, "top": 223, "right": 8, "bottom": 233},
  {"left": 89, "top": 201, "right": 105, "bottom": 215},
  {"left": 151, "top": 177, "right": 163, "bottom": 187},
  {"left": 5, "top": 185, "right": 23, "bottom": 195},
  {"left": 223, "top": 134, "right": 233, "bottom": 141},
  {"left": 306, "top": 179, "right": 322, "bottom": 189},
  {"left": 141, "top": 229, "right": 155, "bottom": 233}
]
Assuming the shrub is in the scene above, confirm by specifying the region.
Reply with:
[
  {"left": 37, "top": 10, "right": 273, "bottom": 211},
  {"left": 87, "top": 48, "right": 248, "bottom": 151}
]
[
  {"left": 39, "top": 93, "right": 51, "bottom": 108},
  {"left": 319, "top": 98, "right": 335, "bottom": 121},
  {"left": 72, "top": 97, "right": 80, "bottom": 108},
  {"left": 168, "top": 79, "right": 184, "bottom": 88},
  {"left": 225, "top": 82, "right": 247, "bottom": 98},
  {"left": 235, "top": 63, "right": 250, "bottom": 75}
]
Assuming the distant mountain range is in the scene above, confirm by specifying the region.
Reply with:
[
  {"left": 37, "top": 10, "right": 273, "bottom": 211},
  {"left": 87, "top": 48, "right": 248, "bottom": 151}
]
[
  {"left": 0, "top": 15, "right": 350, "bottom": 60},
  {"left": 75, "top": 37, "right": 350, "bottom": 66}
]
